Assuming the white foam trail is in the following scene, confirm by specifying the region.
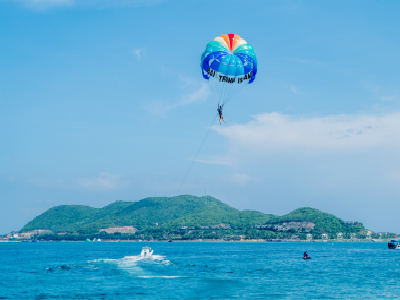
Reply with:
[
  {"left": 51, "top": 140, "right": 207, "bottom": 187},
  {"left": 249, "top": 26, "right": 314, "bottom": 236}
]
[
  {"left": 88, "top": 254, "right": 172, "bottom": 276},
  {"left": 89, "top": 254, "right": 169, "bottom": 264},
  {"left": 139, "top": 276, "right": 182, "bottom": 278}
]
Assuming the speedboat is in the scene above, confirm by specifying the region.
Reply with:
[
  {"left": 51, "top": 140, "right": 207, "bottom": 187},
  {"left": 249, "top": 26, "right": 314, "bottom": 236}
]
[
  {"left": 388, "top": 240, "right": 400, "bottom": 249},
  {"left": 141, "top": 245, "right": 154, "bottom": 257}
]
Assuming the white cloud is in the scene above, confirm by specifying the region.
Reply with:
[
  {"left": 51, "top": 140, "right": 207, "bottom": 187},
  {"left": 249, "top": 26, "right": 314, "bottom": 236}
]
[
  {"left": 180, "top": 84, "right": 210, "bottom": 105},
  {"left": 78, "top": 172, "right": 124, "bottom": 190},
  {"left": 215, "top": 111, "right": 400, "bottom": 152}
]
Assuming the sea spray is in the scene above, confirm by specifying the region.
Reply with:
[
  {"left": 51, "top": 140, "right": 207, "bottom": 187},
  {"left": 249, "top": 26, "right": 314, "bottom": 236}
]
[{"left": 89, "top": 255, "right": 172, "bottom": 277}]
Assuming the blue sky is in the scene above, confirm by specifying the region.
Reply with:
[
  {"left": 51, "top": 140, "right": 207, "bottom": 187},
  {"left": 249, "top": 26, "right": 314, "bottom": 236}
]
[{"left": 1, "top": 0, "right": 400, "bottom": 234}]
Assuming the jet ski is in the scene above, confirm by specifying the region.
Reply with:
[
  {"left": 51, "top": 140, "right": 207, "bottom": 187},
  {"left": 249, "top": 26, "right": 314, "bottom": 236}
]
[{"left": 303, "top": 256, "right": 312, "bottom": 260}]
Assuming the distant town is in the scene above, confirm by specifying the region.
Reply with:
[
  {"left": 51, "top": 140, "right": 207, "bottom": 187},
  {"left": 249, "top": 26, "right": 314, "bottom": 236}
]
[{"left": 1, "top": 222, "right": 396, "bottom": 242}]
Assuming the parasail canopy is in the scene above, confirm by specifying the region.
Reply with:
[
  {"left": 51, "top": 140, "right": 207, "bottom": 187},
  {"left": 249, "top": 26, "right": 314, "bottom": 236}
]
[{"left": 201, "top": 34, "right": 257, "bottom": 106}]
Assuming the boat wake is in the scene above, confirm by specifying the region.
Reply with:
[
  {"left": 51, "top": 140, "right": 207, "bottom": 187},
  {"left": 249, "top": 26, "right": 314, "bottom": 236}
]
[
  {"left": 89, "top": 255, "right": 176, "bottom": 277},
  {"left": 90, "top": 254, "right": 170, "bottom": 265}
]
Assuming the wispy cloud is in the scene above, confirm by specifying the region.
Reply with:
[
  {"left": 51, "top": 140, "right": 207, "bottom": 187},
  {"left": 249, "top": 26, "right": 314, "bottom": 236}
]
[
  {"left": 225, "top": 173, "right": 258, "bottom": 186},
  {"left": 289, "top": 58, "right": 326, "bottom": 65},
  {"left": 290, "top": 86, "right": 299, "bottom": 94},
  {"left": 133, "top": 49, "right": 143, "bottom": 59},
  {"left": 78, "top": 172, "right": 124, "bottom": 190},
  {"left": 143, "top": 82, "right": 211, "bottom": 116},
  {"left": 364, "top": 83, "right": 382, "bottom": 94},
  {"left": 381, "top": 96, "right": 397, "bottom": 102},
  {"left": 214, "top": 111, "right": 400, "bottom": 152},
  {"left": 289, "top": 57, "right": 358, "bottom": 76},
  {"left": 28, "top": 178, "right": 67, "bottom": 188},
  {"left": 143, "top": 99, "right": 174, "bottom": 116},
  {"left": 195, "top": 155, "right": 235, "bottom": 167},
  {"left": 28, "top": 172, "right": 126, "bottom": 190},
  {"left": 15, "top": 0, "right": 74, "bottom": 10},
  {"left": 13, "top": 0, "right": 164, "bottom": 10},
  {"left": 180, "top": 84, "right": 210, "bottom": 105},
  {"left": 364, "top": 83, "right": 398, "bottom": 103}
]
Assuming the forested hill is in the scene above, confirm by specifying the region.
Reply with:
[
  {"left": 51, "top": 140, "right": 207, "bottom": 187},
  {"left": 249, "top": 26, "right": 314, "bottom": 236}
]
[{"left": 21, "top": 195, "right": 364, "bottom": 234}]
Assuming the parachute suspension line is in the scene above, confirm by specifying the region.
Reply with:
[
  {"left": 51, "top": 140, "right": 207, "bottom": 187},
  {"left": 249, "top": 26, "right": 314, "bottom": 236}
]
[
  {"left": 220, "top": 77, "right": 229, "bottom": 105},
  {"left": 221, "top": 81, "right": 248, "bottom": 106},
  {"left": 176, "top": 113, "right": 219, "bottom": 196}
]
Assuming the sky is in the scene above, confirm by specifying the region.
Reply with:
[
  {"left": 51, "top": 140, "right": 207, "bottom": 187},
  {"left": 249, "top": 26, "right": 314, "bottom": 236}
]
[{"left": 1, "top": 0, "right": 400, "bottom": 234}]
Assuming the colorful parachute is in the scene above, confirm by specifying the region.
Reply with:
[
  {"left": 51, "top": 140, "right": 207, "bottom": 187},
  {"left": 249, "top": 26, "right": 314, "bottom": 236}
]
[{"left": 201, "top": 34, "right": 257, "bottom": 106}]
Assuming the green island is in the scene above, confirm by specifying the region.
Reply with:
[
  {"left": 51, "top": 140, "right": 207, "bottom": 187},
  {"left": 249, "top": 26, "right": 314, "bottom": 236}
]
[{"left": 11, "top": 195, "right": 396, "bottom": 241}]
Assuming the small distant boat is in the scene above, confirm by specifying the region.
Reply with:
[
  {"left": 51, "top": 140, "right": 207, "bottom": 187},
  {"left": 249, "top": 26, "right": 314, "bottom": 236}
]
[
  {"left": 141, "top": 245, "right": 154, "bottom": 257},
  {"left": 168, "top": 240, "right": 172, "bottom": 242},
  {"left": 388, "top": 240, "right": 400, "bottom": 249}
]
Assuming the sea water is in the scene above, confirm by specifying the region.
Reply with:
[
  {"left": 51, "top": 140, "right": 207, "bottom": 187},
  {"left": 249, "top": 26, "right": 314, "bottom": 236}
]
[{"left": 0, "top": 241, "right": 399, "bottom": 299}]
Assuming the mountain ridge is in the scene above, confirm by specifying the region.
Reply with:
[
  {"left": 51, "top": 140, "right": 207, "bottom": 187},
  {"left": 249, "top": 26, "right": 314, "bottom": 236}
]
[{"left": 21, "top": 195, "right": 364, "bottom": 235}]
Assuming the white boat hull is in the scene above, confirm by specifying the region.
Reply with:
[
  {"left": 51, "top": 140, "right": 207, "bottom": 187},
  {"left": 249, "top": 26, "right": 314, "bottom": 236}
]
[
  {"left": 140, "top": 246, "right": 154, "bottom": 257},
  {"left": 388, "top": 245, "right": 400, "bottom": 249}
]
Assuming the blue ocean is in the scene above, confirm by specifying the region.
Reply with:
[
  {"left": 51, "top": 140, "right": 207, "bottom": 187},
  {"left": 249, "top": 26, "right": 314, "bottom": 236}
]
[{"left": 0, "top": 241, "right": 399, "bottom": 299}]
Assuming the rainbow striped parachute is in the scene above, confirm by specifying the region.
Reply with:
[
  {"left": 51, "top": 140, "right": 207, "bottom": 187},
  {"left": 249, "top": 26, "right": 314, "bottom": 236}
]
[{"left": 201, "top": 34, "right": 257, "bottom": 106}]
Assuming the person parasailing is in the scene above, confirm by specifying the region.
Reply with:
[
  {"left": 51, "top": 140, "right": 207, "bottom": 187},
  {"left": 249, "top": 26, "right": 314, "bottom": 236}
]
[
  {"left": 218, "top": 105, "right": 226, "bottom": 125},
  {"left": 201, "top": 33, "right": 258, "bottom": 123}
]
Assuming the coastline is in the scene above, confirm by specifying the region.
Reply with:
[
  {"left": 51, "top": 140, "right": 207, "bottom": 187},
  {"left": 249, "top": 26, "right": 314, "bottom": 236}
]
[{"left": 0, "top": 239, "right": 394, "bottom": 243}]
